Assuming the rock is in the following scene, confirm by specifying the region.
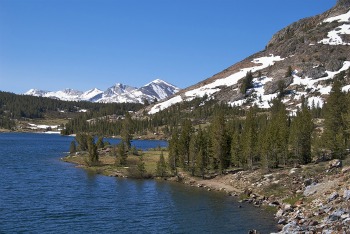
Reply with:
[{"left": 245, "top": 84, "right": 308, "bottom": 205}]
[
  {"left": 304, "top": 66, "right": 328, "bottom": 79},
  {"left": 303, "top": 182, "right": 320, "bottom": 196},
  {"left": 304, "top": 178, "right": 313, "bottom": 186},
  {"left": 343, "top": 189, "right": 350, "bottom": 200},
  {"left": 278, "top": 218, "right": 287, "bottom": 225},
  {"left": 269, "top": 201, "right": 280, "bottom": 207},
  {"left": 280, "top": 220, "right": 301, "bottom": 233},
  {"left": 294, "top": 200, "right": 303, "bottom": 207},
  {"left": 328, "top": 159, "right": 342, "bottom": 169},
  {"left": 276, "top": 209, "right": 284, "bottom": 218},
  {"left": 247, "top": 230, "right": 260, "bottom": 234},
  {"left": 343, "top": 217, "right": 350, "bottom": 224},
  {"left": 325, "top": 59, "right": 343, "bottom": 72},
  {"left": 326, "top": 209, "right": 346, "bottom": 223},
  {"left": 328, "top": 192, "right": 339, "bottom": 202},
  {"left": 342, "top": 166, "right": 350, "bottom": 174},
  {"left": 290, "top": 168, "right": 300, "bottom": 175},
  {"left": 264, "top": 174, "right": 274, "bottom": 180}
]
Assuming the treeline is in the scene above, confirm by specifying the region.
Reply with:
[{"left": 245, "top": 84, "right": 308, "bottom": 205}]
[
  {"left": 62, "top": 95, "right": 249, "bottom": 136},
  {"left": 0, "top": 91, "right": 142, "bottom": 129},
  {"left": 167, "top": 79, "right": 349, "bottom": 176}
]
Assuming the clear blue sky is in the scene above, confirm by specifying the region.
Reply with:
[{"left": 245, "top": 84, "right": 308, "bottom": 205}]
[{"left": 0, "top": 0, "right": 336, "bottom": 93}]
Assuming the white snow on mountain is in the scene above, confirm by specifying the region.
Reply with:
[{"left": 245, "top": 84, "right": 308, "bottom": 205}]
[
  {"left": 149, "top": 55, "right": 284, "bottom": 114},
  {"left": 323, "top": 9, "right": 350, "bottom": 23},
  {"left": 231, "top": 61, "right": 350, "bottom": 110},
  {"left": 24, "top": 79, "right": 180, "bottom": 104},
  {"left": 319, "top": 9, "right": 350, "bottom": 46},
  {"left": 80, "top": 88, "right": 104, "bottom": 101}
]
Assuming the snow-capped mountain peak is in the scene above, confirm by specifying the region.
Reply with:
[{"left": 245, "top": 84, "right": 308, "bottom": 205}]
[{"left": 24, "top": 79, "right": 180, "bottom": 104}]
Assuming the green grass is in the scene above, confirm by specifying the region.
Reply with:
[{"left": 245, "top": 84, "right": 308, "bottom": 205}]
[
  {"left": 283, "top": 195, "right": 303, "bottom": 205},
  {"left": 63, "top": 149, "right": 170, "bottom": 178}
]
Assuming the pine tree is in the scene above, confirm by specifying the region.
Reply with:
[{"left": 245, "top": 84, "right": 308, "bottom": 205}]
[
  {"left": 230, "top": 128, "right": 242, "bottom": 167},
  {"left": 211, "top": 110, "right": 229, "bottom": 173},
  {"left": 323, "top": 79, "right": 348, "bottom": 159},
  {"left": 96, "top": 136, "right": 104, "bottom": 149},
  {"left": 69, "top": 141, "right": 77, "bottom": 154},
  {"left": 240, "top": 71, "right": 254, "bottom": 95},
  {"left": 137, "top": 155, "right": 146, "bottom": 177},
  {"left": 289, "top": 100, "right": 313, "bottom": 165},
  {"left": 285, "top": 66, "right": 293, "bottom": 77},
  {"left": 261, "top": 100, "right": 289, "bottom": 169},
  {"left": 168, "top": 128, "right": 179, "bottom": 174},
  {"left": 121, "top": 112, "right": 133, "bottom": 151},
  {"left": 195, "top": 127, "right": 209, "bottom": 178},
  {"left": 241, "top": 108, "right": 258, "bottom": 169},
  {"left": 87, "top": 135, "right": 99, "bottom": 164},
  {"left": 75, "top": 133, "right": 89, "bottom": 151},
  {"left": 178, "top": 119, "right": 193, "bottom": 168},
  {"left": 117, "top": 142, "right": 127, "bottom": 165},
  {"left": 156, "top": 151, "right": 167, "bottom": 177}
]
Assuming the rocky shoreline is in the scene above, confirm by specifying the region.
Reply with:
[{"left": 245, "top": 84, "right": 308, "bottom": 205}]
[
  {"left": 170, "top": 159, "right": 350, "bottom": 233},
  {"left": 63, "top": 153, "right": 350, "bottom": 233}
]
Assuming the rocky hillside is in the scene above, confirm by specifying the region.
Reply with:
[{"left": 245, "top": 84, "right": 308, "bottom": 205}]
[{"left": 147, "top": 0, "right": 350, "bottom": 114}]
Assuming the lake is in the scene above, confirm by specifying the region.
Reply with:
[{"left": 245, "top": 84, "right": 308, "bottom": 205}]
[{"left": 0, "top": 133, "right": 277, "bottom": 233}]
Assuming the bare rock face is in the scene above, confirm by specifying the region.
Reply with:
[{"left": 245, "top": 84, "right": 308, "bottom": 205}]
[
  {"left": 325, "top": 60, "right": 344, "bottom": 72},
  {"left": 337, "top": 0, "right": 350, "bottom": 7},
  {"left": 304, "top": 66, "right": 328, "bottom": 79}
]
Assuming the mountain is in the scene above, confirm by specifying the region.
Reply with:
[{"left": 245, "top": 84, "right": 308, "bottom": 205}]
[
  {"left": 147, "top": 0, "right": 350, "bottom": 114},
  {"left": 24, "top": 79, "right": 180, "bottom": 104}
]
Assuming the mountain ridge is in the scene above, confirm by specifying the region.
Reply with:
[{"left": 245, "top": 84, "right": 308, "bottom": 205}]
[
  {"left": 146, "top": 1, "right": 350, "bottom": 114},
  {"left": 24, "top": 79, "right": 180, "bottom": 104}
]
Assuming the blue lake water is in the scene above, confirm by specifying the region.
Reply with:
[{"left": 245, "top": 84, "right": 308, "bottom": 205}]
[{"left": 0, "top": 133, "right": 277, "bottom": 233}]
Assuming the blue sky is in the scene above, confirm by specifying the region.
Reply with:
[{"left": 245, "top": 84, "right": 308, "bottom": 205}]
[{"left": 0, "top": 0, "right": 336, "bottom": 93}]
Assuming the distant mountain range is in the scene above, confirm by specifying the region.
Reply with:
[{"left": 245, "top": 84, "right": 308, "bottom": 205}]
[{"left": 24, "top": 79, "right": 180, "bottom": 103}]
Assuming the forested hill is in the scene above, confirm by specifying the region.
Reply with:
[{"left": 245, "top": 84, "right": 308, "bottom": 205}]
[{"left": 0, "top": 91, "right": 142, "bottom": 130}]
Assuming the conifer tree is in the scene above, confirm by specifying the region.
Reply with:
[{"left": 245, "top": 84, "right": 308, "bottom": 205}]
[
  {"left": 117, "top": 142, "right": 127, "bottom": 165},
  {"left": 195, "top": 127, "right": 209, "bottom": 178},
  {"left": 211, "top": 110, "right": 229, "bottom": 173},
  {"left": 121, "top": 112, "right": 133, "bottom": 151},
  {"left": 178, "top": 119, "right": 193, "bottom": 168},
  {"left": 241, "top": 108, "right": 258, "bottom": 169},
  {"left": 240, "top": 71, "right": 254, "bottom": 95},
  {"left": 87, "top": 134, "right": 99, "bottom": 164},
  {"left": 289, "top": 99, "right": 313, "bottom": 164},
  {"left": 75, "top": 133, "right": 89, "bottom": 151},
  {"left": 168, "top": 129, "right": 179, "bottom": 174},
  {"left": 96, "top": 136, "right": 104, "bottom": 149},
  {"left": 156, "top": 151, "right": 167, "bottom": 177},
  {"left": 261, "top": 99, "right": 289, "bottom": 169},
  {"left": 323, "top": 79, "right": 348, "bottom": 159},
  {"left": 69, "top": 141, "right": 77, "bottom": 154},
  {"left": 230, "top": 128, "right": 242, "bottom": 167},
  {"left": 137, "top": 155, "right": 146, "bottom": 177}
]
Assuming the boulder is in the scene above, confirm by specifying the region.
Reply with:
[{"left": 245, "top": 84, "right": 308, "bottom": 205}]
[
  {"left": 304, "top": 182, "right": 320, "bottom": 196},
  {"left": 325, "top": 59, "right": 343, "bottom": 72},
  {"left": 341, "top": 166, "right": 350, "bottom": 174},
  {"left": 304, "top": 178, "right": 313, "bottom": 186},
  {"left": 328, "top": 159, "right": 342, "bottom": 169},
  {"left": 328, "top": 192, "right": 339, "bottom": 202},
  {"left": 343, "top": 189, "right": 350, "bottom": 200},
  {"left": 304, "top": 66, "right": 328, "bottom": 79}
]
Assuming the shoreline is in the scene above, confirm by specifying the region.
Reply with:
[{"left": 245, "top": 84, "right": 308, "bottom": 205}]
[{"left": 62, "top": 153, "right": 350, "bottom": 233}]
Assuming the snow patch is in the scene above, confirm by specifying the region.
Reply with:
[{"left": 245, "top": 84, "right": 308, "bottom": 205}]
[
  {"left": 148, "top": 96, "right": 183, "bottom": 114},
  {"left": 148, "top": 55, "right": 284, "bottom": 114},
  {"left": 318, "top": 10, "right": 350, "bottom": 46},
  {"left": 323, "top": 9, "right": 350, "bottom": 23},
  {"left": 318, "top": 24, "right": 350, "bottom": 45}
]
